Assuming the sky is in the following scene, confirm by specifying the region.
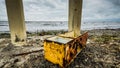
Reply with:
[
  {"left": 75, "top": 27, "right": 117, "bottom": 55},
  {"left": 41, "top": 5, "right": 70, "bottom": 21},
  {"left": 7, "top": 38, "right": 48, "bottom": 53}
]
[{"left": 0, "top": 0, "right": 120, "bottom": 21}]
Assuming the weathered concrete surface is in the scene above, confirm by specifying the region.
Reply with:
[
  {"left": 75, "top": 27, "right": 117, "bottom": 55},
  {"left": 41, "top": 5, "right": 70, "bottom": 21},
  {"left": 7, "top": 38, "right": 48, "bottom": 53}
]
[
  {"left": 5, "top": 0, "right": 26, "bottom": 45},
  {"left": 68, "top": 0, "right": 83, "bottom": 37}
]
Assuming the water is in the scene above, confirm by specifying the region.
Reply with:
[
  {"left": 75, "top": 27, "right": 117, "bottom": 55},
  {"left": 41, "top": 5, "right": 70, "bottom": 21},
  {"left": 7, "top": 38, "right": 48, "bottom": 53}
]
[
  {"left": 0, "top": 21, "right": 120, "bottom": 33},
  {"left": 26, "top": 21, "right": 68, "bottom": 32}
]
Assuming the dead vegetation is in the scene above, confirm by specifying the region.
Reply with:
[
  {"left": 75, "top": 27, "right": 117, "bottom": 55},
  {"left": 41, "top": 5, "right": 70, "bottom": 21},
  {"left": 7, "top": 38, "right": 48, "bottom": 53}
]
[{"left": 0, "top": 29, "right": 120, "bottom": 68}]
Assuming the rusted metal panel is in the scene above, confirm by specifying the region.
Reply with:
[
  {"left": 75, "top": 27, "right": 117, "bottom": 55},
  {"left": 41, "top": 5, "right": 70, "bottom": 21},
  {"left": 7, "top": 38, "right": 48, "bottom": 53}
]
[
  {"left": 64, "top": 32, "right": 88, "bottom": 66},
  {"left": 44, "top": 32, "right": 88, "bottom": 67}
]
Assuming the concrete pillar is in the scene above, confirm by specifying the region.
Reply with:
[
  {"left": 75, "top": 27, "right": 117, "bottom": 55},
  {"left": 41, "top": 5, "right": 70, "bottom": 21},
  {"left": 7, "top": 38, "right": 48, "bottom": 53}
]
[
  {"left": 5, "top": 0, "right": 26, "bottom": 45},
  {"left": 68, "top": 0, "right": 83, "bottom": 37}
]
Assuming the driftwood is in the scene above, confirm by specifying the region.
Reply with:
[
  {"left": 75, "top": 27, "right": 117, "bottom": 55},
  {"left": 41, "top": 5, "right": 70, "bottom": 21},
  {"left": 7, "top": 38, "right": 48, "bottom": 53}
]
[{"left": 12, "top": 49, "right": 43, "bottom": 57}]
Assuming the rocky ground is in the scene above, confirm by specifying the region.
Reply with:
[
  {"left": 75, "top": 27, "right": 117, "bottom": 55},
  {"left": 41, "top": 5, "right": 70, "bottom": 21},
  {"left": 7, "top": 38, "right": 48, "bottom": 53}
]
[{"left": 0, "top": 29, "right": 120, "bottom": 68}]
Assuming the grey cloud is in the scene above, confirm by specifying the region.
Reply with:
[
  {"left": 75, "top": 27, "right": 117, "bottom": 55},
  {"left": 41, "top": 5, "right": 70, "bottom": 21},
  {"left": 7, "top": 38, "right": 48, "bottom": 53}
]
[
  {"left": 23, "top": 0, "right": 68, "bottom": 21},
  {"left": 0, "top": 0, "right": 120, "bottom": 21},
  {"left": 0, "top": 0, "right": 7, "bottom": 21},
  {"left": 108, "top": 0, "right": 120, "bottom": 6},
  {"left": 82, "top": 0, "right": 120, "bottom": 21}
]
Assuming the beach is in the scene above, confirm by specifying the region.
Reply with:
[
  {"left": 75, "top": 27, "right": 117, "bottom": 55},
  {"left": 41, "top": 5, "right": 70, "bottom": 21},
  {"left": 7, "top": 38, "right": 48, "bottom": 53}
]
[
  {"left": 0, "top": 29, "right": 120, "bottom": 68},
  {"left": 1, "top": 0, "right": 120, "bottom": 67}
]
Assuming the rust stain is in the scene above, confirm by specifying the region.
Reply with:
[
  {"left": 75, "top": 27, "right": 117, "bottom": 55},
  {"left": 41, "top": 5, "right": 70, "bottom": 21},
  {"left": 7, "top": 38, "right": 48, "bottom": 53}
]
[{"left": 44, "top": 32, "right": 88, "bottom": 67}]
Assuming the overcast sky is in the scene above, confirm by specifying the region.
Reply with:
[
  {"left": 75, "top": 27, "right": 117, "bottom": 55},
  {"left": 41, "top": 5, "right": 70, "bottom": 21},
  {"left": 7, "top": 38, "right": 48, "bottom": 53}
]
[{"left": 0, "top": 0, "right": 120, "bottom": 21}]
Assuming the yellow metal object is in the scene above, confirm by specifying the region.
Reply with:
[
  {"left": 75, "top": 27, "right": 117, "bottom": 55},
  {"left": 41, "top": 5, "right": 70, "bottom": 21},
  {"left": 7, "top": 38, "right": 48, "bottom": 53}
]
[
  {"left": 44, "top": 41, "right": 65, "bottom": 66},
  {"left": 44, "top": 32, "right": 88, "bottom": 67}
]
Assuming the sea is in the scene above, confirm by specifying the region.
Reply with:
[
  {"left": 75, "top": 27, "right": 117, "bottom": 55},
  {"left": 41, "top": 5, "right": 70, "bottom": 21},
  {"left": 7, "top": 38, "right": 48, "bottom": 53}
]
[{"left": 0, "top": 21, "right": 120, "bottom": 33}]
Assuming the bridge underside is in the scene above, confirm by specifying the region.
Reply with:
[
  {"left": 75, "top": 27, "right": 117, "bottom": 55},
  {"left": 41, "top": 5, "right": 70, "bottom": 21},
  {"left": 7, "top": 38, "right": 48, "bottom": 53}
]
[{"left": 5, "top": 0, "right": 83, "bottom": 45}]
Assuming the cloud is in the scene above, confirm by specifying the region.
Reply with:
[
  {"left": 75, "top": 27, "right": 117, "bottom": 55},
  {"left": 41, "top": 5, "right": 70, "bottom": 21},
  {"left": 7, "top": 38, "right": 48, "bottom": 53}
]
[
  {"left": 0, "top": 0, "right": 120, "bottom": 21},
  {"left": 0, "top": 0, "right": 8, "bottom": 21},
  {"left": 23, "top": 0, "right": 68, "bottom": 21},
  {"left": 82, "top": 0, "right": 120, "bottom": 21}
]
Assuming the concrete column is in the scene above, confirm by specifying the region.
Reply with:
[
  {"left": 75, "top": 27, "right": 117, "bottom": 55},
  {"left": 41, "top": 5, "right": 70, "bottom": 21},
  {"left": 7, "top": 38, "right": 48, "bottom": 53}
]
[
  {"left": 5, "top": 0, "right": 26, "bottom": 45},
  {"left": 68, "top": 0, "right": 83, "bottom": 37}
]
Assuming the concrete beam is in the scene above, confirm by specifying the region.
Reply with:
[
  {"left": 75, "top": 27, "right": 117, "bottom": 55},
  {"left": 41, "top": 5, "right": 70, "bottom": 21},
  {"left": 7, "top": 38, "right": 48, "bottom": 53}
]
[
  {"left": 5, "top": 0, "right": 26, "bottom": 45},
  {"left": 68, "top": 0, "right": 83, "bottom": 37}
]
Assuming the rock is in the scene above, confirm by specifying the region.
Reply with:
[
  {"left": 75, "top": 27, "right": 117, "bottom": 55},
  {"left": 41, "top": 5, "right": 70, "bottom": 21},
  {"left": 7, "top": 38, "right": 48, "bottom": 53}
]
[
  {"left": 1, "top": 43, "right": 14, "bottom": 52},
  {"left": 0, "top": 29, "right": 120, "bottom": 68}
]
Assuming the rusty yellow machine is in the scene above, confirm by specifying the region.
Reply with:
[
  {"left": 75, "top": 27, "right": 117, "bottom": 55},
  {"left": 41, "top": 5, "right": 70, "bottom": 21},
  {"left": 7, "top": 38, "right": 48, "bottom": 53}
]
[{"left": 44, "top": 31, "right": 88, "bottom": 67}]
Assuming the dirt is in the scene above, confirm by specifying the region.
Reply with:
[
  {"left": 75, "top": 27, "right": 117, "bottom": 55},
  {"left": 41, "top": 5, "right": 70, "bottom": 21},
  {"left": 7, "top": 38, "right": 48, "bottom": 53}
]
[{"left": 0, "top": 29, "right": 120, "bottom": 68}]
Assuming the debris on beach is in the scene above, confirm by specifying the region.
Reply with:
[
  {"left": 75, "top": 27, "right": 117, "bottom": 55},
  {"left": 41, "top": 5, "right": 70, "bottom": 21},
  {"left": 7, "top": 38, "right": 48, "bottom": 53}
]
[{"left": 0, "top": 29, "right": 120, "bottom": 68}]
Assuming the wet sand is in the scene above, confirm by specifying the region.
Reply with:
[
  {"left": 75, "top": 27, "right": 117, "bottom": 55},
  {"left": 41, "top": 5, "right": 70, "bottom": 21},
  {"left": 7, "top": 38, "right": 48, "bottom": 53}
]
[{"left": 0, "top": 29, "right": 120, "bottom": 68}]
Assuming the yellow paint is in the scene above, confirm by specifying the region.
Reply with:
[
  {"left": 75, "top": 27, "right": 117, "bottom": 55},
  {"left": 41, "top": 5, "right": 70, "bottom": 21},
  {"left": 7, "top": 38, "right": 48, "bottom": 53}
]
[
  {"left": 44, "top": 32, "right": 88, "bottom": 67},
  {"left": 44, "top": 41, "right": 65, "bottom": 67}
]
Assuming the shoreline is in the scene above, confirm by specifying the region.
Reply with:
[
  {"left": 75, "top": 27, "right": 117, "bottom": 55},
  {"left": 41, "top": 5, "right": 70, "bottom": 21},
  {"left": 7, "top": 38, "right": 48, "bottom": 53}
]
[
  {"left": 0, "top": 28, "right": 120, "bottom": 33},
  {"left": 0, "top": 28, "right": 120, "bottom": 38}
]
